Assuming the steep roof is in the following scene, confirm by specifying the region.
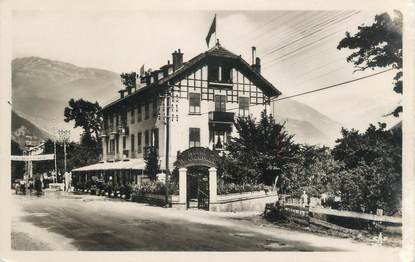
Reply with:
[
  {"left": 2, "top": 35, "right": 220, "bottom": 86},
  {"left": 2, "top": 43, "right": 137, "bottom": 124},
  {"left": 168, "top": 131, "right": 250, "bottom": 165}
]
[
  {"left": 103, "top": 43, "right": 281, "bottom": 111},
  {"left": 159, "top": 44, "right": 281, "bottom": 97}
]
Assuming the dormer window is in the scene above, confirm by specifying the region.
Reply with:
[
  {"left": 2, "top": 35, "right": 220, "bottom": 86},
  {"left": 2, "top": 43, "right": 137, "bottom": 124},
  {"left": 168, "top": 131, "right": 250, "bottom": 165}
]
[{"left": 208, "top": 64, "right": 233, "bottom": 85}]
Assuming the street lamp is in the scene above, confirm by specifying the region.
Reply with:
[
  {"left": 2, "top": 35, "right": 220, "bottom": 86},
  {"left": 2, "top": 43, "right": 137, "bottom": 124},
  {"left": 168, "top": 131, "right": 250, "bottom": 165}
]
[{"left": 58, "top": 129, "right": 71, "bottom": 178}]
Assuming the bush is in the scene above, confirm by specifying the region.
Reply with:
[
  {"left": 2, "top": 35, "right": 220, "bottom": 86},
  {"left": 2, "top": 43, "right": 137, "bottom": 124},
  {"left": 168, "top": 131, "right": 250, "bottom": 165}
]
[
  {"left": 132, "top": 180, "right": 179, "bottom": 196},
  {"left": 217, "top": 181, "right": 271, "bottom": 195}
]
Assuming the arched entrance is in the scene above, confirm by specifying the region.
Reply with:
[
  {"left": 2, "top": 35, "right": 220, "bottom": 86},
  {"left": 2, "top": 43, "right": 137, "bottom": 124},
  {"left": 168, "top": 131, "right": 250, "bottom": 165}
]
[
  {"left": 187, "top": 166, "right": 209, "bottom": 210},
  {"left": 174, "top": 147, "right": 219, "bottom": 211}
]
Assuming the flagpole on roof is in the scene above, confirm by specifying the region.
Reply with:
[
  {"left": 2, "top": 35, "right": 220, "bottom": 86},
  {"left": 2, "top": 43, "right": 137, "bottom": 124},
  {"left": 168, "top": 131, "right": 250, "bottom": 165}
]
[{"left": 215, "top": 14, "right": 217, "bottom": 44}]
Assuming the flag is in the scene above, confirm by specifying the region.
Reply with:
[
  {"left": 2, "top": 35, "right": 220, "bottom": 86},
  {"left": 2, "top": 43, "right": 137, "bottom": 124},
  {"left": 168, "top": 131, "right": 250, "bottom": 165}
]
[{"left": 205, "top": 15, "right": 216, "bottom": 47}]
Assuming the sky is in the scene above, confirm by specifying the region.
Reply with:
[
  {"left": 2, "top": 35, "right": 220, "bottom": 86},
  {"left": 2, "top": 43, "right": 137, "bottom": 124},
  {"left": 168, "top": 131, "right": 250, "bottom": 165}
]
[{"left": 12, "top": 10, "right": 402, "bottom": 131}]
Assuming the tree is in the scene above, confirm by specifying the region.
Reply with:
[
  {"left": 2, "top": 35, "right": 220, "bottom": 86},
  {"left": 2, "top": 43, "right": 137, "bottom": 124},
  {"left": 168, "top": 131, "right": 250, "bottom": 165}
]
[
  {"left": 285, "top": 145, "right": 340, "bottom": 198},
  {"left": 144, "top": 146, "right": 160, "bottom": 181},
  {"left": 330, "top": 123, "right": 402, "bottom": 215},
  {"left": 11, "top": 140, "right": 25, "bottom": 184},
  {"left": 64, "top": 98, "right": 103, "bottom": 142},
  {"left": 120, "top": 72, "right": 137, "bottom": 89},
  {"left": 337, "top": 11, "right": 402, "bottom": 116},
  {"left": 225, "top": 111, "right": 299, "bottom": 186}
]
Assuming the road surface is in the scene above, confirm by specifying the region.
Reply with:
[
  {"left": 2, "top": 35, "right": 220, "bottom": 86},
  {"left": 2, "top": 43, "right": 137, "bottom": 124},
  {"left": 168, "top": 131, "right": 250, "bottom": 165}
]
[{"left": 11, "top": 191, "right": 400, "bottom": 252}]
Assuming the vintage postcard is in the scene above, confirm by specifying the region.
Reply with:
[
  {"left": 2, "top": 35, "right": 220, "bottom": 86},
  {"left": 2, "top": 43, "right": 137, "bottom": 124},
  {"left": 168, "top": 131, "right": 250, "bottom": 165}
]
[{"left": 0, "top": 0, "right": 413, "bottom": 261}]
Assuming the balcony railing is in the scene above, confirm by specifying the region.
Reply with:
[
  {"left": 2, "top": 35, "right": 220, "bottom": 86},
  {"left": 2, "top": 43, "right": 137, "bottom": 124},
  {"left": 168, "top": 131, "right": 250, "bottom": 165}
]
[
  {"left": 102, "top": 125, "right": 129, "bottom": 137},
  {"left": 118, "top": 125, "right": 129, "bottom": 136},
  {"left": 208, "top": 111, "right": 235, "bottom": 123}
]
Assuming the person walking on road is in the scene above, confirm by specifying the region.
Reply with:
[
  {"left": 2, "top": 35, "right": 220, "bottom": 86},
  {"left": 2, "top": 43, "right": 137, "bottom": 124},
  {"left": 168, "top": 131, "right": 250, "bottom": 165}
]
[
  {"left": 64, "top": 171, "right": 72, "bottom": 192},
  {"left": 34, "top": 177, "right": 42, "bottom": 196}
]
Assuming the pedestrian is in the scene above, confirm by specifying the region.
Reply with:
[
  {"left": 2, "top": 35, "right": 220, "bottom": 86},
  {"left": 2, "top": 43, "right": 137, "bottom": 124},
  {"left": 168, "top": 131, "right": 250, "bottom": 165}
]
[
  {"left": 34, "top": 177, "right": 42, "bottom": 196},
  {"left": 301, "top": 191, "right": 308, "bottom": 207},
  {"left": 65, "top": 171, "right": 72, "bottom": 192}
]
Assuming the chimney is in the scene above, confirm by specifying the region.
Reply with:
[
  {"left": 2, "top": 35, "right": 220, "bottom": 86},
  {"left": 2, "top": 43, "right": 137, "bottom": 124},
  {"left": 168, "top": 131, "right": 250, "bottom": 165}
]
[
  {"left": 251, "top": 46, "right": 256, "bottom": 65},
  {"left": 255, "top": 57, "right": 261, "bottom": 74},
  {"left": 251, "top": 46, "right": 261, "bottom": 74},
  {"left": 119, "top": 89, "right": 125, "bottom": 99},
  {"left": 172, "top": 49, "right": 183, "bottom": 71}
]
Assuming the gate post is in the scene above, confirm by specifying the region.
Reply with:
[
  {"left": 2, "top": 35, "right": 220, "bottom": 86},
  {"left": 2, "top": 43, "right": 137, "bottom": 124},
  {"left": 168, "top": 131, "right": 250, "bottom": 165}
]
[
  {"left": 208, "top": 167, "right": 217, "bottom": 204},
  {"left": 179, "top": 168, "right": 187, "bottom": 206}
]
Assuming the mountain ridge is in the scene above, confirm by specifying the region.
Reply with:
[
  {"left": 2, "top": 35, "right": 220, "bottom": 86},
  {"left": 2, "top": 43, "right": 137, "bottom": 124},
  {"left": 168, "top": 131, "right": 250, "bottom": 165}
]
[{"left": 12, "top": 56, "right": 342, "bottom": 146}]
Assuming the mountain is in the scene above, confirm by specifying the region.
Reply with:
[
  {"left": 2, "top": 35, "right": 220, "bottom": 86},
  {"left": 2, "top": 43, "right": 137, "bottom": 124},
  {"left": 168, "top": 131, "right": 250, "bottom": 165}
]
[
  {"left": 272, "top": 98, "right": 342, "bottom": 146},
  {"left": 11, "top": 109, "right": 54, "bottom": 149},
  {"left": 12, "top": 57, "right": 121, "bottom": 140},
  {"left": 12, "top": 56, "right": 342, "bottom": 146}
]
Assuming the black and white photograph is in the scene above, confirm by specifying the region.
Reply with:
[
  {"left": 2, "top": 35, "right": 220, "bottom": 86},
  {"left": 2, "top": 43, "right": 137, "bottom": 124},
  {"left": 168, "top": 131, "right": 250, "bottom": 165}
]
[{"left": 1, "top": 0, "right": 414, "bottom": 261}]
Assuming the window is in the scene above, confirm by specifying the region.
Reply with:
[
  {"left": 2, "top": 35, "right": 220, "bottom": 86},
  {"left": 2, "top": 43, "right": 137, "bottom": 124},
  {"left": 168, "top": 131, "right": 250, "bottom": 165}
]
[
  {"left": 189, "top": 128, "right": 200, "bottom": 148},
  {"left": 108, "top": 117, "right": 113, "bottom": 130},
  {"left": 222, "top": 67, "right": 232, "bottom": 83},
  {"left": 122, "top": 136, "right": 126, "bottom": 149},
  {"left": 215, "top": 95, "right": 226, "bottom": 112},
  {"left": 137, "top": 132, "right": 142, "bottom": 153},
  {"left": 239, "top": 97, "right": 249, "bottom": 117},
  {"left": 137, "top": 105, "right": 142, "bottom": 122},
  {"left": 110, "top": 139, "right": 115, "bottom": 153},
  {"left": 131, "top": 134, "right": 135, "bottom": 152},
  {"left": 144, "top": 102, "right": 149, "bottom": 119},
  {"left": 208, "top": 64, "right": 232, "bottom": 83},
  {"left": 152, "top": 99, "right": 158, "bottom": 118},
  {"left": 131, "top": 108, "right": 135, "bottom": 124},
  {"left": 208, "top": 65, "right": 219, "bottom": 82},
  {"left": 152, "top": 128, "right": 159, "bottom": 149},
  {"left": 144, "top": 130, "right": 150, "bottom": 146},
  {"left": 189, "top": 93, "right": 201, "bottom": 113}
]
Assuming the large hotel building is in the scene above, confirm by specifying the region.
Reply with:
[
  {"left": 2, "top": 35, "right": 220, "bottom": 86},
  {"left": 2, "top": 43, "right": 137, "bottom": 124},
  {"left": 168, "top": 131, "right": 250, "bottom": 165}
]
[{"left": 73, "top": 41, "right": 281, "bottom": 188}]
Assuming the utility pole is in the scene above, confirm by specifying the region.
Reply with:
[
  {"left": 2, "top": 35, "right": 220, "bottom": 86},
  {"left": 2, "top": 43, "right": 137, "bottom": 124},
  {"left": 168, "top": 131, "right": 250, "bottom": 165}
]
[
  {"left": 24, "top": 148, "right": 29, "bottom": 195},
  {"left": 54, "top": 140, "right": 57, "bottom": 184},
  {"left": 64, "top": 141, "right": 67, "bottom": 173},
  {"left": 58, "top": 129, "right": 70, "bottom": 182},
  {"left": 164, "top": 92, "right": 170, "bottom": 207},
  {"left": 160, "top": 87, "right": 178, "bottom": 207}
]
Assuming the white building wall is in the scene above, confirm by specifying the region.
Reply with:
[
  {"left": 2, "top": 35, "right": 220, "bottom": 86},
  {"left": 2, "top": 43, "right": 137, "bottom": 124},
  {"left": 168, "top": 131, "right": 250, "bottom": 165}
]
[{"left": 103, "top": 64, "right": 272, "bottom": 171}]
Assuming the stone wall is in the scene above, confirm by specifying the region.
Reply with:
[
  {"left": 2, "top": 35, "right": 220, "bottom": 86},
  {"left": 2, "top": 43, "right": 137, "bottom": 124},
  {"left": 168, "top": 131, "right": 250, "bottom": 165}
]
[{"left": 209, "top": 191, "right": 278, "bottom": 212}]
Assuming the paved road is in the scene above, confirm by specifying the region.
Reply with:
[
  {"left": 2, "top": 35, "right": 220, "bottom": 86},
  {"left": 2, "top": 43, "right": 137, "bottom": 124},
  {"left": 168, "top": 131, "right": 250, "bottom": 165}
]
[{"left": 11, "top": 191, "right": 399, "bottom": 252}]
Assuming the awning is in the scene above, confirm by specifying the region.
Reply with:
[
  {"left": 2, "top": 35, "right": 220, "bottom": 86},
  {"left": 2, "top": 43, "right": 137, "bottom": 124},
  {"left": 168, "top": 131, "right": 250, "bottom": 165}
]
[{"left": 72, "top": 159, "right": 146, "bottom": 172}]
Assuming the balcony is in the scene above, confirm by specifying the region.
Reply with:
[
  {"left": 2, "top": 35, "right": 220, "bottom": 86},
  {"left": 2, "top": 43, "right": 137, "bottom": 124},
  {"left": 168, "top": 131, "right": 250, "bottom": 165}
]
[
  {"left": 208, "top": 80, "right": 233, "bottom": 89},
  {"left": 208, "top": 111, "right": 235, "bottom": 124},
  {"left": 107, "top": 126, "right": 118, "bottom": 135},
  {"left": 99, "top": 129, "right": 110, "bottom": 137},
  {"left": 118, "top": 125, "right": 129, "bottom": 136}
]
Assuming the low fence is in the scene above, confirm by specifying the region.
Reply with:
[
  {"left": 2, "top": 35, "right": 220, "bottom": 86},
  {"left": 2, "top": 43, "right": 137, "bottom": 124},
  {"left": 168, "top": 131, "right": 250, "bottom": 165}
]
[
  {"left": 275, "top": 202, "right": 402, "bottom": 236},
  {"left": 131, "top": 193, "right": 180, "bottom": 207}
]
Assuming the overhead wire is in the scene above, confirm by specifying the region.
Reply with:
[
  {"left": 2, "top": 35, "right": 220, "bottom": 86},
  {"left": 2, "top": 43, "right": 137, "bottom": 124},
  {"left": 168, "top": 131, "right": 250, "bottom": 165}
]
[{"left": 168, "top": 68, "right": 395, "bottom": 120}]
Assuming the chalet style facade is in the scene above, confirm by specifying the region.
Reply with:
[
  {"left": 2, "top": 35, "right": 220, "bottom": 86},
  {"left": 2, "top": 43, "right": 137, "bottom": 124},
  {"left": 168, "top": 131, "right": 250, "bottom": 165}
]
[{"left": 72, "top": 41, "right": 281, "bottom": 209}]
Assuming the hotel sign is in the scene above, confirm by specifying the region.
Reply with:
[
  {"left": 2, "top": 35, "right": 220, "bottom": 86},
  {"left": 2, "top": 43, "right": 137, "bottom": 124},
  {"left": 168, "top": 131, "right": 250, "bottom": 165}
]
[
  {"left": 11, "top": 154, "right": 55, "bottom": 161},
  {"left": 175, "top": 147, "right": 219, "bottom": 168}
]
